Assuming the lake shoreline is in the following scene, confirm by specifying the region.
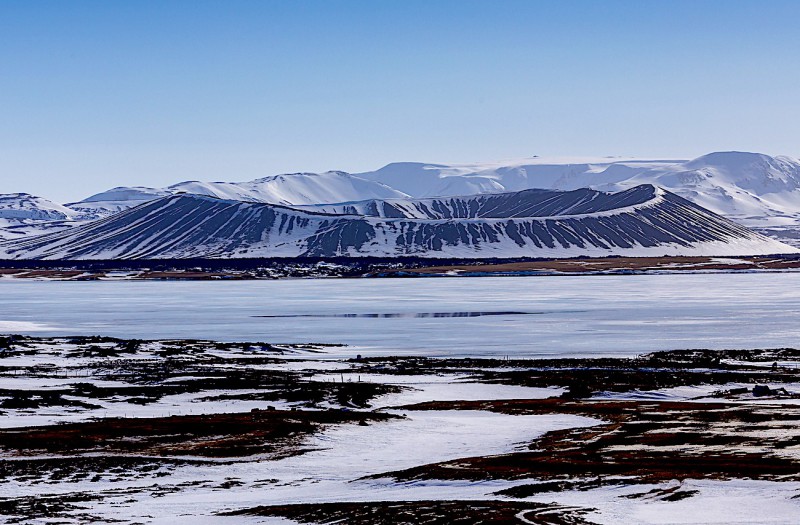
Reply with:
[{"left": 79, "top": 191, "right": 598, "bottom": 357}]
[
  {"left": 3, "top": 273, "right": 800, "bottom": 357},
  {"left": 3, "top": 254, "right": 800, "bottom": 280}
]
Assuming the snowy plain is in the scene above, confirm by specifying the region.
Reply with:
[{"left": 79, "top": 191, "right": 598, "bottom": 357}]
[{"left": 4, "top": 337, "right": 800, "bottom": 524}]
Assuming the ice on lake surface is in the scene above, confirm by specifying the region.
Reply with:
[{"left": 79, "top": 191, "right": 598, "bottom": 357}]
[{"left": 3, "top": 273, "right": 800, "bottom": 358}]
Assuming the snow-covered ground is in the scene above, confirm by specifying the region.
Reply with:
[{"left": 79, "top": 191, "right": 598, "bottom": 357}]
[
  {"left": 4, "top": 408, "right": 599, "bottom": 524},
  {"left": 0, "top": 338, "right": 594, "bottom": 523},
  {"left": 539, "top": 479, "right": 800, "bottom": 525},
  {"left": 4, "top": 336, "right": 800, "bottom": 524}
]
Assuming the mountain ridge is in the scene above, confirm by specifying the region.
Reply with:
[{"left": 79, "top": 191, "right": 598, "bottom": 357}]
[
  {"left": 5, "top": 151, "right": 800, "bottom": 246},
  {"left": 66, "top": 171, "right": 409, "bottom": 220},
  {"left": 59, "top": 151, "right": 800, "bottom": 227},
  {"left": 1, "top": 185, "right": 792, "bottom": 260}
]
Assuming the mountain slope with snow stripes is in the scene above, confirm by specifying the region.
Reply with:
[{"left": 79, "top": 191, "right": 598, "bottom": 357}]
[{"left": 0, "top": 185, "right": 792, "bottom": 260}]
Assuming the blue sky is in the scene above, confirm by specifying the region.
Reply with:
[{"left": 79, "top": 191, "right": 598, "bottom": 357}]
[{"left": 1, "top": 0, "right": 799, "bottom": 202}]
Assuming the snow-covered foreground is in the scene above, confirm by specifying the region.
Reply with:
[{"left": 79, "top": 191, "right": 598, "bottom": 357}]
[
  {"left": 82, "top": 411, "right": 596, "bottom": 524},
  {"left": 4, "top": 337, "right": 800, "bottom": 524},
  {"left": 538, "top": 479, "right": 800, "bottom": 525},
  {"left": 0, "top": 340, "right": 589, "bottom": 523}
]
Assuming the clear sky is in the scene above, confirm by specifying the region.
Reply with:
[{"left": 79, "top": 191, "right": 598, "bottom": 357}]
[{"left": 1, "top": 0, "right": 799, "bottom": 202}]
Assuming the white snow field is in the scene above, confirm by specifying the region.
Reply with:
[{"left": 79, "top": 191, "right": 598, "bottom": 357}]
[{"left": 534, "top": 479, "right": 800, "bottom": 525}]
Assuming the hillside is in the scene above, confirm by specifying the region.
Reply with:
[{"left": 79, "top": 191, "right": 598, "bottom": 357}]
[
  {"left": 6, "top": 151, "right": 800, "bottom": 246},
  {"left": 65, "top": 171, "right": 409, "bottom": 220},
  {"left": 0, "top": 193, "right": 80, "bottom": 241},
  {"left": 0, "top": 185, "right": 791, "bottom": 260}
]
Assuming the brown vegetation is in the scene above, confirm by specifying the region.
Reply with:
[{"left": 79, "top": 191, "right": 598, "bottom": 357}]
[
  {"left": 0, "top": 410, "right": 395, "bottom": 459},
  {"left": 223, "top": 500, "right": 598, "bottom": 524},
  {"left": 383, "top": 398, "right": 800, "bottom": 492}
]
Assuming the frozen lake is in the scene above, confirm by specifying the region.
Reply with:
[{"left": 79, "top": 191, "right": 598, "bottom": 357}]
[{"left": 2, "top": 273, "right": 800, "bottom": 358}]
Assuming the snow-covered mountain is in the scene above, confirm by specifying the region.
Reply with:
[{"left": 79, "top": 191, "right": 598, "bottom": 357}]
[
  {"left": 66, "top": 171, "right": 408, "bottom": 220},
  {"left": 5, "top": 151, "right": 800, "bottom": 246},
  {"left": 0, "top": 185, "right": 791, "bottom": 260},
  {"left": 353, "top": 153, "right": 800, "bottom": 228},
  {"left": 171, "top": 171, "right": 408, "bottom": 205},
  {"left": 602, "top": 152, "right": 800, "bottom": 227},
  {"left": 0, "top": 193, "right": 81, "bottom": 240},
  {"left": 1, "top": 172, "right": 409, "bottom": 239},
  {"left": 0, "top": 193, "right": 76, "bottom": 222},
  {"left": 66, "top": 187, "right": 172, "bottom": 221},
  {"left": 301, "top": 186, "right": 660, "bottom": 219},
  {"left": 352, "top": 158, "right": 675, "bottom": 197}
]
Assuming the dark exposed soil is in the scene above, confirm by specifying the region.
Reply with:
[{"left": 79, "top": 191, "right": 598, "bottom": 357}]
[
  {"left": 3, "top": 254, "right": 800, "bottom": 279},
  {"left": 0, "top": 335, "right": 402, "bottom": 409},
  {"left": 0, "top": 455, "right": 193, "bottom": 483},
  {"left": 0, "top": 493, "right": 104, "bottom": 524},
  {"left": 223, "top": 500, "right": 598, "bottom": 524},
  {"left": 0, "top": 409, "right": 396, "bottom": 459},
  {"left": 374, "top": 255, "right": 800, "bottom": 277},
  {"left": 345, "top": 349, "right": 800, "bottom": 400}
]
